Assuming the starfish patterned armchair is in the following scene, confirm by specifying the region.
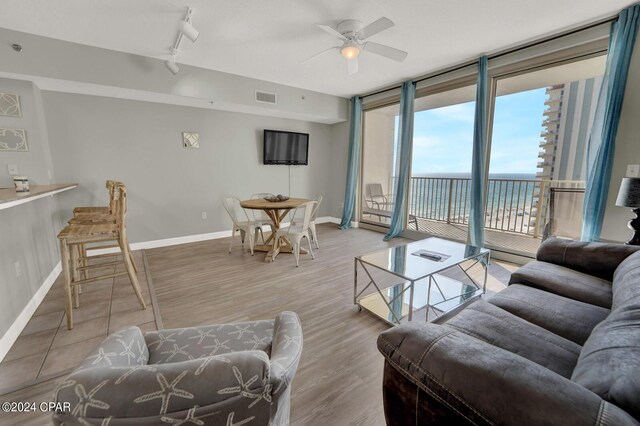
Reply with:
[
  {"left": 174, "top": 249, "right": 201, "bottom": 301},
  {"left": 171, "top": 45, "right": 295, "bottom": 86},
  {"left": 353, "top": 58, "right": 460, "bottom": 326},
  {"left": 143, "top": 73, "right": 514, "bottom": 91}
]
[{"left": 52, "top": 311, "right": 303, "bottom": 426}]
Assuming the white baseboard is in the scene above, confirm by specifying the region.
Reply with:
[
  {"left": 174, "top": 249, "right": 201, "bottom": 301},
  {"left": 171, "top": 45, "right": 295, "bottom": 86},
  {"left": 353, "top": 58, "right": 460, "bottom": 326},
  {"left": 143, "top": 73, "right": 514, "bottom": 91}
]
[
  {"left": 88, "top": 217, "right": 346, "bottom": 256},
  {"left": 0, "top": 262, "right": 61, "bottom": 364}
]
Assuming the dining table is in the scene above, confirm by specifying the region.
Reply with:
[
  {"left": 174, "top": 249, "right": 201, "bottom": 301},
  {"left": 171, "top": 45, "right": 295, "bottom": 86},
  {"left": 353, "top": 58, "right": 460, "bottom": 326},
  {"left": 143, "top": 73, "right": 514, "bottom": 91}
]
[{"left": 240, "top": 197, "right": 311, "bottom": 262}]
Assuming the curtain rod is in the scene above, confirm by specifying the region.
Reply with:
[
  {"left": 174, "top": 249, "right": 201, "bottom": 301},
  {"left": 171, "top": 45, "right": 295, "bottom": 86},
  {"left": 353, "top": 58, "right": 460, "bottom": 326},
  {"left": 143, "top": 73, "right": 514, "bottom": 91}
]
[{"left": 359, "top": 13, "right": 617, "bottom": 100}]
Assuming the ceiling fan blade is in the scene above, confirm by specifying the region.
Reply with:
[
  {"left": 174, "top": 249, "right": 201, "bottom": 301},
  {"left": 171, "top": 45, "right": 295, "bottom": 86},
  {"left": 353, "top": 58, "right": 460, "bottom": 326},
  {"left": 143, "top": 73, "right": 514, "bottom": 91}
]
[
  {"left": 299, "top": 46, "right": 340, "bottom": 64},
  {"left": 348, "top": 57, "right": 358, "bottom": 74},
  {"left": 316, "top": 24, "right": 346, "bottom": 40},
  {"left": 364, "top": 41, "right": 408, "bottom": 62},
  {"left": 357, "top": 17, "right": 394, "bottom": 40}
]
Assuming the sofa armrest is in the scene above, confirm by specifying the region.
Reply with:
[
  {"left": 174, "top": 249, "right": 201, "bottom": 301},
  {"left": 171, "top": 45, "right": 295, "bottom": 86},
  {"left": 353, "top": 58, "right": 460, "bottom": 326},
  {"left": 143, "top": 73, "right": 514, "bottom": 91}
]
[
  {"left": 377, "top": 323, "right": 639, "bottom": 426},
  {"left": 536, "top": 237, "right": 640, "bottom": 281},
  {"left": 269, "top": 312, "right": 303, "bottom": 396},
  {"left": 53, "top": 350, "right": 271, "bottom": 423}
]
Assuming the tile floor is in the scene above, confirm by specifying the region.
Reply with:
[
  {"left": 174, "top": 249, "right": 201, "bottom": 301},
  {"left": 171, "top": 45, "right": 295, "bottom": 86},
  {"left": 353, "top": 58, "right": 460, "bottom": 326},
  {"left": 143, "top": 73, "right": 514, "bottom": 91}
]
[{"left": 0, "top": 251, "right": 159, "bottom": 393}]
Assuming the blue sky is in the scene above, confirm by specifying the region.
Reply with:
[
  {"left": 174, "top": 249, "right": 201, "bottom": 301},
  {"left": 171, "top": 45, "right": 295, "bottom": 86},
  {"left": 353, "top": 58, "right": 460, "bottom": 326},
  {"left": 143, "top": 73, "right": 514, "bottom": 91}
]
[{"left": 411, "top": 88, "right": 547, "bottom": 175}]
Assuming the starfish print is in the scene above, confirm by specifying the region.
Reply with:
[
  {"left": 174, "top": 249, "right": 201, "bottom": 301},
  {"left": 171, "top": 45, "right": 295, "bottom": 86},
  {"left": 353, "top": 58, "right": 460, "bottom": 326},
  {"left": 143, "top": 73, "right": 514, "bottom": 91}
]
[
  {"left": 87, "top": 347, "right": 118, "bottom": 366},
  {"left": 160, "top": 344, "right": 194, "bottom": 363},
  {"left": 244, "top": 335, "right": 270, "bottom": 350},
  {"left": 160, "top": 405, "right": 205, "bottom": 425},
  {"left": 203, "top": 339, "right": 230, "bottom": 354},
  {"left": 278, "top": 334, "right": 301, "bottom": 350},
  {"left": 194, "top": 354, "right": 231, "bottom": 376},
  {"left": 147, "top": 333, "right": 177, "bottom": 350},
  {"left": 118, "top": 339, "right": 136, "bottom": 365},
  {"left": 53, "top": 378, "right": 76, "bottom": 401},
  {"left": 226, "top": 412, "right": 255, "bottom": 426},
  {"left": 134, "top": 371, "right": 194, "bottom": 415},
  {"left": 72, "top": 380, "right": 110, "bottom": 417},
  {"left": 137, "top": 340, "right": 148, "bottom": 364},
  {"left": 228, "top": 325, "right": 253, "bottom": 340},
  {"left": 188, "top": 329, "right": 217, "bottom": 345},
  {"left": 113, "top": 364, "right": 158, "bottom": 384},
  {"left": 178, "top": 327, "right": 197, "bottom": 336},
  {"left": 248, "top": 382, "right": 273, "bottom": 408},
  {"left": 218, "top": 366, "right": 261, "bottom": 401}
]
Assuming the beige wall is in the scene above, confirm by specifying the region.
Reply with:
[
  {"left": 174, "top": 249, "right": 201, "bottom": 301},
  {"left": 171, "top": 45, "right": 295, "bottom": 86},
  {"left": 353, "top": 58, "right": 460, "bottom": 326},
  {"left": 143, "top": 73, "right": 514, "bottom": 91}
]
[{"left": 601, "top": 37, "right": 640, "bottom": 242}]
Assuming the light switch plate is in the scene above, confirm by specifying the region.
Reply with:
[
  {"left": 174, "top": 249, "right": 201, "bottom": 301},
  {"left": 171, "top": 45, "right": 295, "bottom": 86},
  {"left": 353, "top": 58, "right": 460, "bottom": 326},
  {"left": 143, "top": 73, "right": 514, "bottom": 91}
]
[
  {"left": 7, "top": 164, "right": 18, "bottom": 175},
  {"left": 627, "top": 164, "right": 640, "bottom": 178}
]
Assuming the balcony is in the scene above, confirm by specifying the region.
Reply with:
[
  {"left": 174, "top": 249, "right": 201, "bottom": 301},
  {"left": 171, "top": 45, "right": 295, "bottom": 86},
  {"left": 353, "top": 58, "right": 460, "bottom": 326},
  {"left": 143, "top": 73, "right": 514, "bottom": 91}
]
[{"left": 363, "top": 177, "right": 585, "bottom": 256}]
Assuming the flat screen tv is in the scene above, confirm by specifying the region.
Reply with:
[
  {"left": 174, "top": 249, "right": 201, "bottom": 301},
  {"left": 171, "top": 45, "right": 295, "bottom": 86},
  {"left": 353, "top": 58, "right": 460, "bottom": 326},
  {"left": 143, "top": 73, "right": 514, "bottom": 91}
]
[{"left": 263, "top": 129, "right": 309, "bottom": 165}]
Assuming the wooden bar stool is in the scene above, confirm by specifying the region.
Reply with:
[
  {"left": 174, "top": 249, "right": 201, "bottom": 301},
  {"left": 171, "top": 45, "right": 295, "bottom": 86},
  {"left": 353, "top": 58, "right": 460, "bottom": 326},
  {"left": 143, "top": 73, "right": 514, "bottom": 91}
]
[
  {"left": 72, "top": 180, "right": 118, "bottom": 216},
  {"left": 58, "top": 185, "right": 146, "bottom": 330}
]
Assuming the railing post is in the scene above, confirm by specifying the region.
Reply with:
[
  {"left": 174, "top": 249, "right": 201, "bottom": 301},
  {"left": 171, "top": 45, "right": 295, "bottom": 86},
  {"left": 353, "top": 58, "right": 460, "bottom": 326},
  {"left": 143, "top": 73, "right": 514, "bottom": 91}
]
[
  {"left": 446, "top": 179, "right": 453, "bottom": 224},
  {"left": 533, "top": 181, "right": 546, "bottom": 238}
]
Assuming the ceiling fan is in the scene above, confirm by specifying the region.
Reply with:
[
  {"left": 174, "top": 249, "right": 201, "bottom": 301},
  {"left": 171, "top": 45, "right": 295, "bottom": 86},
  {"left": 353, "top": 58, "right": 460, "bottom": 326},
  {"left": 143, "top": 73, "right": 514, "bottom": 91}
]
[{"left": 301, "top": 17, "right": 408, "bottom": 74}]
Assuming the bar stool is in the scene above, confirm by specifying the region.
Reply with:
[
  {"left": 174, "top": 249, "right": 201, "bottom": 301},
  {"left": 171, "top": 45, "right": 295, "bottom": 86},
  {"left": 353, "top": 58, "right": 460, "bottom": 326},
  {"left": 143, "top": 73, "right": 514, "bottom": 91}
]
[
  {"left": 58, "top": 185, "right": 146, "bottom": 330},
  {"left": 72, "top": 180, "right": 117, "bottom": 216}
]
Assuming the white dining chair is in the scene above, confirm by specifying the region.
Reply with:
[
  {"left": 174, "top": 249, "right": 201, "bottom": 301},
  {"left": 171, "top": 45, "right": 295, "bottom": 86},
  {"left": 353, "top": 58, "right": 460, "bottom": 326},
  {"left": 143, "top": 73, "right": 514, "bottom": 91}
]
[
  {"left": 222, "top": 197, "right": 262, "bottom": 255},
  {"left": 309, "top": 195, "right": 323, "bottom": 249},
  {"left": 275, "top": 200, "right": 317, "bottom": 267},
  {"left": 250, "top": 193, "right": 275, "bottom": 242}
]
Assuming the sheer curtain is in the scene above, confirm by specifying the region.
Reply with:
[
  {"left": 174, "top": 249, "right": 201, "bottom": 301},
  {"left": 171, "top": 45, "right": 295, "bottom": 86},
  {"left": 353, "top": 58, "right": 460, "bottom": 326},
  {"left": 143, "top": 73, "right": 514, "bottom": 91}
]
[
  {"left": 339, "top": 97, "right": 363, "bottom": 229},
  {"left": 385, "top": 81, "right": 416, "bottom": 240},
  {"left": 469, "top": 56, "right": 489, "bottom": 247},
  {"left": 582, "top": 4, "right": 640, "bottom": 241}
]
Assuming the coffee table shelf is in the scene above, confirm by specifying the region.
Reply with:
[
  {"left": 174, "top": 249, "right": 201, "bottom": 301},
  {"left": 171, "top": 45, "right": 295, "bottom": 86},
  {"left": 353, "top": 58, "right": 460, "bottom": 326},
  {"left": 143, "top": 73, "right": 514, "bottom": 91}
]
[{"left": 354, "top": 237, "right": 490, "bottom": 325}]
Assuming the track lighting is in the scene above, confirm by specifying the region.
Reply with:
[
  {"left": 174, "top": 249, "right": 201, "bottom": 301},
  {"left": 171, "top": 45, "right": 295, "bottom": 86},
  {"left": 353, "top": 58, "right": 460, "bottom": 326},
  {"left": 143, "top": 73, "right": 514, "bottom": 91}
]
[
  {"left": 165, "top": 6, "right": 198, "bottom": 75},
  {"left": 180, "top": 20, "right": 199, "bottom": 43}
]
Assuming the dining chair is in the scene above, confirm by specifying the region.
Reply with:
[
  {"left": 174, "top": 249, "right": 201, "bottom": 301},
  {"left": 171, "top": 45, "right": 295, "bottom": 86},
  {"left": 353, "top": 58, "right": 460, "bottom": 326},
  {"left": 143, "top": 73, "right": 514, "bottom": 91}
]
[
  {"left": 309, "top": 195, "right": 323, "bottom": 249},
  {"left": 275, "top": 200, "right": 317, "bottom": 267},
  {"left": 222, "top": 197, "right": 262, "bottom": 255},
  {"left": 250, "top": 193, "right": 275, "bottom": 242}
]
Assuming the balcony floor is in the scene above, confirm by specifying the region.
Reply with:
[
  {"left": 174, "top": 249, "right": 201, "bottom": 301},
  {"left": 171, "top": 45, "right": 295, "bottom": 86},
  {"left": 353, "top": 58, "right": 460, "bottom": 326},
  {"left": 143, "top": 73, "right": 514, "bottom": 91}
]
[{"left": 364, "top": 214, "right": 541, "bottom": 256}]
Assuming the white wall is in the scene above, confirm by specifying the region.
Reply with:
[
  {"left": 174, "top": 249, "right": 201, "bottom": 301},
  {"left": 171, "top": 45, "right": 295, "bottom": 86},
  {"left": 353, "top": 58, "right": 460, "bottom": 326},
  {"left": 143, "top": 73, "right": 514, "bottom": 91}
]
[{"left": 43, "top": 92, "right": 343, "bottom": 243}]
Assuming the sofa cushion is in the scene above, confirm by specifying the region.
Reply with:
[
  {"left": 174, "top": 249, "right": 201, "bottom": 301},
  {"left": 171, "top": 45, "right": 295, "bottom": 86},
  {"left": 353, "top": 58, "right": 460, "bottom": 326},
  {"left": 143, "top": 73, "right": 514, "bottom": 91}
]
[
  {"left": 443, "top": 300, "right": 581, "bottom": 378},
  {"left": 572, "top": 308, "right": 640, "bottom": 420},
  {"left": 509, "top": 260, "right": 612, "bottom": 308},
  {"left": 612, "top": 251, "right": 640, "bottom": 312},
  {"left": 489, "top": 284, "right": 610, "bottom": 345}
]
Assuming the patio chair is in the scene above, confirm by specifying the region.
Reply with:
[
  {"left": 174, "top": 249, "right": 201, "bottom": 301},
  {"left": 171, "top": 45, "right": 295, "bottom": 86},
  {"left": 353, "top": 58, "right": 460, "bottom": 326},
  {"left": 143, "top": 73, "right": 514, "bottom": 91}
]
[
  {"left": 542, "top": 187, "right": 585, "bottom": 241},
  {"left": 52, "top": 312, "right": 303, "bottom": 426},
  {"left": 366, "top": 183, "right": 394, "bottom": 210}
]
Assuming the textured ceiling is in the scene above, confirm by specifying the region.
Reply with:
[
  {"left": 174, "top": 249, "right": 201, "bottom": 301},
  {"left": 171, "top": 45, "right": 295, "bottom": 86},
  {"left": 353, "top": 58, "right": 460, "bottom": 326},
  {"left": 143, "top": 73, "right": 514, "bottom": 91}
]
[{"left": 0, "top": 0, "right": 634, "bottom": 97}]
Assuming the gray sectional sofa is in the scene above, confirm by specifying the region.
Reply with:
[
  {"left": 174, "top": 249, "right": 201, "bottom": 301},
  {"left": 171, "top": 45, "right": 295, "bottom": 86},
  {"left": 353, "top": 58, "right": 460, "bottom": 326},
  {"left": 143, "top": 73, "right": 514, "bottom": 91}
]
[{"left": 378, "top": 238, "right": 640, "bottom": 425}]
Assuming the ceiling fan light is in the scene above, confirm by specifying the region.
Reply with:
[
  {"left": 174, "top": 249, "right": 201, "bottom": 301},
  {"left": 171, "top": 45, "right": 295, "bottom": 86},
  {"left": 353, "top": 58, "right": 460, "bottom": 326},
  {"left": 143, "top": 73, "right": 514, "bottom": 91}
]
[
  {"left": 340, "top": 44, "right": 360, "bottom": 59},
  {"left": 180, "top": 20, "right": 200, "bottom": 43}
]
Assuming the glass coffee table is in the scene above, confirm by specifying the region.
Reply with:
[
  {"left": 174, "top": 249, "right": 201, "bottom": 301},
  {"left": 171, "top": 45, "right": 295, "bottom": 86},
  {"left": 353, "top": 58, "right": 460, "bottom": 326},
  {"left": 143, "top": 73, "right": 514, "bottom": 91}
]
[{"left": 354, "top": 237, "right": 490, "bottom": 325}]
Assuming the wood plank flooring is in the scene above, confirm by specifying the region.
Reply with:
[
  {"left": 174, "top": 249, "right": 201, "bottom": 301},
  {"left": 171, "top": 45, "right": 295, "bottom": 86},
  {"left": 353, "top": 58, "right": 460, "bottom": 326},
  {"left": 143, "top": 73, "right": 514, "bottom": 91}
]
[{"left": 145, "top": 224, "right": 515, "bottom": 426}]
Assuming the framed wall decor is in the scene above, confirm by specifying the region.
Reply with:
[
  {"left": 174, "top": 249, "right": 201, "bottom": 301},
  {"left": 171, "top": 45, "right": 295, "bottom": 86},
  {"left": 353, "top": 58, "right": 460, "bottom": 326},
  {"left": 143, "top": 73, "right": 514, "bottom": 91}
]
[
  {"left": 0, "top": 93, "right": 22, "bottom": 117},
  {"left": 182, "top": 132, "right": 200, "bottom": 149},
  {"left": 0, "top": 128, "right": 28, "bottom": 152}
]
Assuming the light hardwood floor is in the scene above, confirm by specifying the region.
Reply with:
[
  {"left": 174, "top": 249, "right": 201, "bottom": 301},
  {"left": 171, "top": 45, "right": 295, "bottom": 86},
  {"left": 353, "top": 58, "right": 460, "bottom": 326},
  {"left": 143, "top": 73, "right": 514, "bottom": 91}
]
[
  {"left": 146, "top": 224, "right": 515, "bottom": 426},
  {"left": 0, "top": 224, "right": 516, "bottom": 426}
]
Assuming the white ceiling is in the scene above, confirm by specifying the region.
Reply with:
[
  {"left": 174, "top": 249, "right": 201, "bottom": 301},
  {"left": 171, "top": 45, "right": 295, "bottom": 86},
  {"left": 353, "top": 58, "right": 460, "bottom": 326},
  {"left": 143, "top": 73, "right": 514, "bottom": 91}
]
[{"left": 0, "top": 0, "right": 634, "bottom": 98}]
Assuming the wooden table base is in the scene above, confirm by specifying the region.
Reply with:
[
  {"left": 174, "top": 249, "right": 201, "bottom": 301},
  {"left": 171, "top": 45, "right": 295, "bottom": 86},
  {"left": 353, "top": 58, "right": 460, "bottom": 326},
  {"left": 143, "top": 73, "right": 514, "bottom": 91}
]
[{"left": 253, "top": 236, "right": 308, "bottom": 262}]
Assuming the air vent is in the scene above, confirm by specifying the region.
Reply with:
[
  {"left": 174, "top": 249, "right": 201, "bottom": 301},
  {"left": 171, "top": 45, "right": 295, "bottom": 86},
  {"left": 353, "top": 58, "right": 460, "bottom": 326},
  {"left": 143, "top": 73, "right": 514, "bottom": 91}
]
[{"left": 255, "top": 90, "right": 277, "bottom": 104}]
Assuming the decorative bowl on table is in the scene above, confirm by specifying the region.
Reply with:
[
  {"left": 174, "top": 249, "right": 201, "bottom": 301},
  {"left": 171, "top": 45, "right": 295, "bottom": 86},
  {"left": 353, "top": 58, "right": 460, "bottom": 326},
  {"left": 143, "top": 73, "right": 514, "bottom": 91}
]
[{"left": 264, "top": 194, "right": 290, "bottom": 202}]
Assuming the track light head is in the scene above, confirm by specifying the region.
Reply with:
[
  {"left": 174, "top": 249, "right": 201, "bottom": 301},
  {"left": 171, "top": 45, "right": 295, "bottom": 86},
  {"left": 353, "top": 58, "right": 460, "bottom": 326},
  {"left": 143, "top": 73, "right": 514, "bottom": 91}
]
[
  {"left": 180, "top": 20, "right": 199, "bottom": 43},
  {"left": 165, "top": 58, "right": 179, "bottom": 75}
]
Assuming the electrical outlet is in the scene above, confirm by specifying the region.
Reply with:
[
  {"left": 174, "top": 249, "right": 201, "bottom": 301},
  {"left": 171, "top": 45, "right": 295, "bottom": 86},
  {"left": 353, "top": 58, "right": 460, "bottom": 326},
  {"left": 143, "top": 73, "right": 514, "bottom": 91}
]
[
  {"left": 14, "top": 261, "right": 22, "bottom": 277},
  {"left": 201, "top": 212, "right": 207, "bottom": 220},
  {"left": 627, "top": 164, "right": 640, "bottom": 178},
  {"left": 7, "top": 164, "right": 18, "bottom": 175}
]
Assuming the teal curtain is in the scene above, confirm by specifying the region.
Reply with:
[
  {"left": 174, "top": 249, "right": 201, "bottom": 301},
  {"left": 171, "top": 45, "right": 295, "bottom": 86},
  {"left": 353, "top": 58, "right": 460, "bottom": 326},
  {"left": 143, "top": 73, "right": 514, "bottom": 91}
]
[
  {"left": 339, "top": 96, "right": 363, "bottom": 229},
  {"left": 469, "top": 56, "right": 489, "bottom": 247},
  {"left": 385, "top": 81, "right": 416, "bottom": 240},
  {"left": 582, "top": 5, "right": 640, "bottom": 241}
]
